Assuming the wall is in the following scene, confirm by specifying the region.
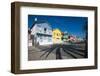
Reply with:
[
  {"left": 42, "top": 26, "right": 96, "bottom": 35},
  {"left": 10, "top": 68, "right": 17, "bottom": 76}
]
[{"left": 0, "top": 0, "right": 99, "bottom": 76}]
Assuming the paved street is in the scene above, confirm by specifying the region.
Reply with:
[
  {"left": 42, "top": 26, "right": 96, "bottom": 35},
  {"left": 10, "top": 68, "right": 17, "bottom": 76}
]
[{"left": 28, "top": 43, "right": 87, "bottom": 61}]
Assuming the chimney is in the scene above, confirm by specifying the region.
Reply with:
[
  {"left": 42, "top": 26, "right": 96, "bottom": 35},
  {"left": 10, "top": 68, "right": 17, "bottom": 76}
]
[{"left": 35, "top": 17, "right": 37, "bottom": 21}]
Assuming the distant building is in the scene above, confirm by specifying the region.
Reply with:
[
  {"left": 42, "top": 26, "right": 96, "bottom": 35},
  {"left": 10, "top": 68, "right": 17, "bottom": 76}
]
[
  {"left": 68, "top": 35, "right": 83, "bottom": 42},
  {"left": 62, "top": 32, "right": 69, "bottom": 42},
  {"left": 30, "top": 18, "right": 53, "bottom": 45},
  {"left": 69, "top": 36, "right": 76, "bottom": 41},
  {"left": 77, "top": 37, "right": 84, "bottom": 42},
  {"left": 52, "top": 29, "right": 62, "bottom": 43}
]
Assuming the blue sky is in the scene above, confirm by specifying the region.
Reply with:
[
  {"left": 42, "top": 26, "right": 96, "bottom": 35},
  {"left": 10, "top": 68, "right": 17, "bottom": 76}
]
[{"left": 28, "top": 15, "right": 88, "bottom": 38}]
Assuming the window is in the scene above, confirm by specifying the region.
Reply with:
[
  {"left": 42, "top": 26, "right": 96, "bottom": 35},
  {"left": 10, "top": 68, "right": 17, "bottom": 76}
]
[
  {"left": 57, "top": 33, "right": 59, "bottom": 36},
  {"left": 40, "top": 36, "right": 43, "bottom": 42},
  {"left": 37, "top": 24, "right": 41, "bottom": 27},
  {"left": 44, "top": 28, "right": 47, "bottom": 33},
  {"left": 57, "top": 38, "right": 59, "bottom": 39}
]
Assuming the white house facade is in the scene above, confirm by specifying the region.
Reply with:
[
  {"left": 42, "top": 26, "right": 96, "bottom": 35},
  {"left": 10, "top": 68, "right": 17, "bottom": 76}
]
[{"left": 30, "top": 18, "right": 53, "bottom": 45}]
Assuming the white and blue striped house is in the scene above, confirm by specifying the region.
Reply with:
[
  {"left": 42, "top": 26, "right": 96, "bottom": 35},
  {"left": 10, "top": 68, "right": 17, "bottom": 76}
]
[{"left": 30, "top": 18, "right": 53, "bottom": 45}]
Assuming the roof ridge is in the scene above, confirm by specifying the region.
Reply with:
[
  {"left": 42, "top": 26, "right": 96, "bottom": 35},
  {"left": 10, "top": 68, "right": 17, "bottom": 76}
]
[{"left": 30, "top": 20, "right": 51, "bottom": 29}]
